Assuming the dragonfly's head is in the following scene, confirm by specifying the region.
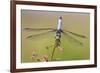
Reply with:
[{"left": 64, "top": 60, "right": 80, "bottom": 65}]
[{"left": 58, "top": 16, "right": 62, "bottom": 19}]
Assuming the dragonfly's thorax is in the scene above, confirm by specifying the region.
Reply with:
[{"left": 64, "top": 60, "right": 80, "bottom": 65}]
[{"left": 55, "top": 30, "right": 61, "bottom": 40}]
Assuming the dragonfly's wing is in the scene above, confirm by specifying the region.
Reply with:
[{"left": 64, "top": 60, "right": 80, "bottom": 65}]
[
  {"left": 24, "top": 28, "right": 56, "bottom": 31},
  {"left": 63, "top": 29, "right": 87, "bottom": 38},
  {"left": 26, "top": 30, "right": 56, "bottom": 39},
  {"left": 62, "top": 31, "right": 83, "bottom": 46}
]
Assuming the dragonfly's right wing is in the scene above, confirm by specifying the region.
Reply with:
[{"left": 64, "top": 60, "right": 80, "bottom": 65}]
[
  {"left": 63, "top": 29, "right": 87, "bottom": 38},
  {"left": 62, "top": 30, "right": 83, "bottom": 46}
]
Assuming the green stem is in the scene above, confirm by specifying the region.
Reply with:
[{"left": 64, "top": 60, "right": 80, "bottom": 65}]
[
  {"left": 51, "top": 46, "right": 56, "bottom": 61},
  {"left": 51, "top": 39, "right": 60, "bottom": 61}
]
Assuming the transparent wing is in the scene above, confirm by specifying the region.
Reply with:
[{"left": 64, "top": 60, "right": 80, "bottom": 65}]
[
  {"left": 24, "top": 28, "right": 56, "bottom": 31},
  {"left": 62, "top": 30, "right": 83, "bottom": 46},
  {"left": 26, "top": 30, "right": 56, "bottom": 39},
  {"left": 63, "top": 29, "right": 87, "bottom": 38}
]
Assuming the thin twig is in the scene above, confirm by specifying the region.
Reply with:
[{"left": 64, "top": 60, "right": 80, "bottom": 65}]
[{"left": 51, "top": 46, "right": 56, "bottom": 61}]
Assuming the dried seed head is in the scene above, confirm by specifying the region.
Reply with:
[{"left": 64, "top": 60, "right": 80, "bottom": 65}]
[
  {"left": 43, "top": 55, "right": 48, "bottom": 62},
  {"left": 32, "top": 53, "right": 38, "bottom": 60},
  {"left": 37, "top": 58, "right": 41, "bottom": 62}
]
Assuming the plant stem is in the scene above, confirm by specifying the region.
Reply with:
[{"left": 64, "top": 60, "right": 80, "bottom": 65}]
[
  {"left": 51, "top": 46, "right": 56, "bottom": 61},
  {"left": 51, "top": 39, "right": 60, "bottom": 61}
]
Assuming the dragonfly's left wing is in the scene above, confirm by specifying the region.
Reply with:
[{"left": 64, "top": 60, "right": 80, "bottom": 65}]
[
  {"left": 26, "top": 30, "right": 56, "bottom": 39},
  {"left": 63, "top": 29, "right": 87, "bottom": 38}
]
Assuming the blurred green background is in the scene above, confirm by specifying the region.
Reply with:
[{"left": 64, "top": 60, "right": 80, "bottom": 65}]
[{"left": 21, "top": 10, "right": 90, "bottom": 63}]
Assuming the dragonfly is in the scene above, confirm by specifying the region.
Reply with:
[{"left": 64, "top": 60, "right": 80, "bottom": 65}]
[{"left": 23, "top": 16, "right": 87, "bottom": 60}]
